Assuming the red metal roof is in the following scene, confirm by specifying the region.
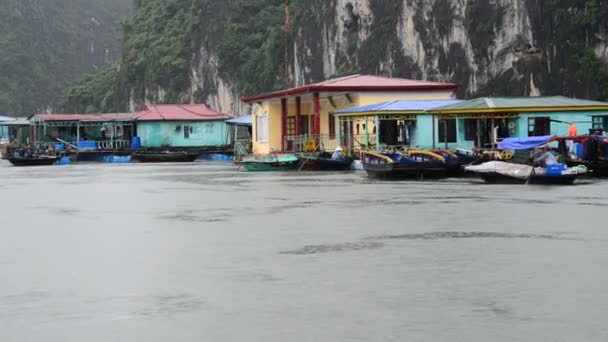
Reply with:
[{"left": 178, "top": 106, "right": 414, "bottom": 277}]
[
  {"left": 134, "top": 104, "right": 233, "bottom": 121},
  {"left": 242, "top": 74, "right": 460, "bottom": 102},
  {"left": 33, "top": 113, "right": 135, "bottom": 122}
]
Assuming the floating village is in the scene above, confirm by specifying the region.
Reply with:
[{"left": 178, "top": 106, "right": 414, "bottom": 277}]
[{"left": 2, "top": 74, "right": 608, "bottom": 185}]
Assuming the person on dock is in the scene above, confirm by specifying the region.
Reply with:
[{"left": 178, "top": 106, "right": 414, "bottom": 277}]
[
  {"left": 331, "top": 147, "right": 345, "bottom": 161},
  {"left": 534, "top": 145, "right": 557, "bottom": 166}
]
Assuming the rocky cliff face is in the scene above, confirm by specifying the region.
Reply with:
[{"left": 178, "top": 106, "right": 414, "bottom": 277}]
[
  {"left": 0, "top": 0, "right": 131, "bottom": 115},
  {"left": 65, "top": 0, "right": 608, "bottom": 115}
]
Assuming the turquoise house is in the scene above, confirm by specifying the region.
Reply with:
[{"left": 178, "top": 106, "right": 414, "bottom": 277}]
[
  {"left": 134, "top": 104, "right": 233, "bottom": 148},
  {"left": 335, "top": 96, "right": 608, "bottom": 151},
  {"left": 333, "top": 99, "right": 463, "bottom": 151},
  {"left": 429, "top": 96, "right": 608, "bottom": 149}
]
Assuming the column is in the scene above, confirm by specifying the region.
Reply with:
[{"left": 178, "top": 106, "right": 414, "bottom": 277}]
[
  {"left": 281, "top": 98, "right": 287, "bottom": 152},
  {"left": 337, "top": 116, "right": 342, "bottom": 147},
  {"left": 295, "top": 96, "right": 301, "bottom": 135},
  {"left": 313, "top": 92, "right": 320, "bottom": 136}
]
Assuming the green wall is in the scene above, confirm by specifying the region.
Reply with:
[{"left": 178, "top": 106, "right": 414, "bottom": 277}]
[{"left": 136, "top": 121, "right": 230, "bottom": 148}]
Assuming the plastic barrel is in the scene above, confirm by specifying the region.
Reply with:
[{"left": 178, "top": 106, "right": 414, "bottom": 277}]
[{"left": 131, "top": 137, "right": 141, "bottom": 150}]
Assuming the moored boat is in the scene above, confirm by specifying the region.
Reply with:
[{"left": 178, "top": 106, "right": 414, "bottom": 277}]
[
  {"left": 131, "top": 151, "right": 199, "bottom": 163},
  {"left": 465, "top": 161, "right": 586, "bottom": 185},
  {"left": 297, "top": 153, "right": 354, "bottom": 171},
  {"left": 8, "top": 156, "right": 60, "bottom": 166},
  {"left": 361, "top": 150, "right": 447, "bottom": 180},
  {"left": 237, "top": 154, "right": 299, "bottom": 172}
]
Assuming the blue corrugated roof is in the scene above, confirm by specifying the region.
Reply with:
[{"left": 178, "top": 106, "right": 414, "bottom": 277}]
[
  {"left": 334, "top": 99, "right": 464, "bottom": 114},
  {"left": 226, "top": 115, "right": 252, "bottom": 126}
]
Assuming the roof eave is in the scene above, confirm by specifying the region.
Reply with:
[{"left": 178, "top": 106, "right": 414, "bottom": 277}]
[{"left": 242, "top": 84, "right": 460, "bottom": 103}]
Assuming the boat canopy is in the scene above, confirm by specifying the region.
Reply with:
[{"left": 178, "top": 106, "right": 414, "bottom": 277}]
[{"left": 498, "top": 135, "right": 556, "bottom": 150}]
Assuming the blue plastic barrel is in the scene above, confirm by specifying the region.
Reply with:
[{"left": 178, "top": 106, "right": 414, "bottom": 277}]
[
  {"left": 131, "top": 137, "right": 141, "bottom": 150},
  {"left": 55, "top": 144, "right": 65, "bottom": 151},
  {"left": 58, "top": 156, "right": 71, "bottom": 165},
  {"left": 575, "top": 143, "right": 585, "bottom": 158}
]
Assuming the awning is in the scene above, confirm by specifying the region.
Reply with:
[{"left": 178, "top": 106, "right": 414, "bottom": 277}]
[
  {"left": 334, "top": 99, "right": 464, "bottom": 116},
  {"left": 498, "top": 135, "right": 556, "bottom": 150},
  {"left": 226, "top": 115, "right": 252, "bottom": 126}
]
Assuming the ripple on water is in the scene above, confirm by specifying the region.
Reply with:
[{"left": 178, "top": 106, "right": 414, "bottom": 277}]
[
  {"left": 370, "top": 231, "right": 577, "bottom": 241},
  {"left": 280, "top": 241, "right": 384, "bottom": 255}
]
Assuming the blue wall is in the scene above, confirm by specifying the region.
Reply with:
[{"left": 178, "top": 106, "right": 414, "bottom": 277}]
[{"left": 137, "top": 121, "right": 230, "bottom": 148}]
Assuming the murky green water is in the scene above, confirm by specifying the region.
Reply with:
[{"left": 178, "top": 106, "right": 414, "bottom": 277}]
[{"left": 1, "top": 161, "right": 607, "bottom": 341}]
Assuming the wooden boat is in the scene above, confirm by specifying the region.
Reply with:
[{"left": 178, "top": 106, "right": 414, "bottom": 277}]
[
  {"left": 477, "top": 172, "right": 579, "bottom": 185},
  {"left": 297, "top": 153, "right": 354, "bottom": 171},
  {"left": 131, "top": 151, "right": 199, "bottom": 163},
  {"left": 361, "top": 150, "right": 447, "bottom": 180},
  {"left": 237, "top": 154, "right": 299, "bottom": 172},
  {"left": 465, "top": 161, "right": 586, "bottom": 185},
  {"left": 8, "top": 156, "right": 60, "bottom": 166}
]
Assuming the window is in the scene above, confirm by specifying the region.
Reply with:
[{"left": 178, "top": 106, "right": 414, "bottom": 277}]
[
  {"left": 256, "top": 115, "right": 269, "bottom": 142},
  {"left": 329, "top": 113, "right": 336, "bottom": 139},
  {"left": 184, "top": 125, "right": 190, "bottom": 139},
  {"left": 464, "top": 119, "right": 477, "bottom": 141},
  {"left": 438, "top": 119, "right": 457, "bottom": 143},
  {"left": 593, "top": 116, "right": 608, "bottom": 130},
  {"left": 287, "top": 117, "right": 295, "bottom": 136},
  {"left": 528, "top": 117, "right": 550, "bottom": 136}
]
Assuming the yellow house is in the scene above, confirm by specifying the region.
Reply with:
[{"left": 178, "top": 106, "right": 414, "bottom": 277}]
[{"left": 242, "top": 74, "right": 459, "bottom": 154}]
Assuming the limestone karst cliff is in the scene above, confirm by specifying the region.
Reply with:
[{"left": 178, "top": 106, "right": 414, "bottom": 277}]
[{"left": 62, "top": 0, "right": 608, "bottom": 115}]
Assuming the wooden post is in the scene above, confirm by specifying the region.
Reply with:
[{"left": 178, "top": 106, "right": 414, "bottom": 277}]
[
  {"left": 365, "top": 116, "right": 369, "bottom": 150},
  {"left": 491, "top": 118, "right": 496, "bottom": 149},
  {"left": 337, "top": 116, "right": 342, "bottom": 148},
  {"left": 444, "top": 119, "right": 448, "bottom": 149},
  {"left": 476, "top": 118, "right": 481, "bottom": 148},
  {"left": 76, "top": 122, "right": 80, "bottom": 144},
  {"left": 375, "top": 115, "right": 381, "bottom": 150},
  {"left": 347, "top": 118, "right": 352, "bottom": 156},
  {"left": 432, "top": 115, "right": 436, "bottom": 149},
  {"left": 281, "top": 98, "right": 287, "bottom": 152}
]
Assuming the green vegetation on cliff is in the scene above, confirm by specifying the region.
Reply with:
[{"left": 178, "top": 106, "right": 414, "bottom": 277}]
[{"left": 0, "top": 0, "right": 130, "bottom": 116}]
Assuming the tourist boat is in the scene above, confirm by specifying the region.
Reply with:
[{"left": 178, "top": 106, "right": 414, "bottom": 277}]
[
  {"left": 237, "top": 154, "right": 299, "bottom": 172},
  {"left": 361, "top": 150, "right": 447, "bottom": 179},
  {"left": 430, "top": 149, "right": 470, "bottom": 176},
  {"left": 8, "top": 156, "right": 60, "bottom": 166},
  {"left": 465, "top": 161, "right": 586, "bottom": 185},
  {"left": 297, "top": 153, "right": 354, "bottom": 171},
  {"left": 131, "top": 151, "right": 199, "bottom": 163}
]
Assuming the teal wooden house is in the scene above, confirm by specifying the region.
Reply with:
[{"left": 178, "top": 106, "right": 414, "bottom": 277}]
[
  {"left": 335, "top": 96, "right": 608, "bottom": 151},
  {"left": 134, "top": 104, "right": 233, "bottom": 148}
]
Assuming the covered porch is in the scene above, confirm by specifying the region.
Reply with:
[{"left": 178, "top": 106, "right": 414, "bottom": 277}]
[{"left": 31, "top": 114, "right": 135, "bottom": 150}]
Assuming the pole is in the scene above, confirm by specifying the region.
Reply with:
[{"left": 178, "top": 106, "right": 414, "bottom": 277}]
[
  {"left": 476, "top": 118, "right": 481, "bottom": 148},
  {"left": 375, "top": 115, "right": 381, "bottom": 151},
  {"left": 281, "top": 98, "right": 287, "bottom": 152},
  {"left": 444, "top": 119, "right": 448, "bottom": 149},
  {"left": 337, "top": 117, "right": 342, "bottom": 147},
  {"left": 347, "top": 118, "right": 352, "bottom": 156},
  {"left": 432, "top": 114, "right": 436, "bottom": 149},
  {"left": 365, "top": 116, "right": 369, "bottom": 150}
]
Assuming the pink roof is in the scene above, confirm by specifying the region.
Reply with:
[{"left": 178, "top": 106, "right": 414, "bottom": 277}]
[
  {"left": 134, "top": 104, "right": 233, "bottom": 121},
  {"left": 242, "top": 74, "right": 460, "bottom": 102},
  {"left": 33, "top": 113, "right": 135, "bottom": 122}
]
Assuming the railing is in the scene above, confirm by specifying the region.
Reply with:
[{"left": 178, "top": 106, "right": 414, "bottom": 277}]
[
  {"left": 284, "top": 135, "right": 339, "bottom": 154},
  {"left": 95, "top": 140, "right": 131, "bottom": 150}
]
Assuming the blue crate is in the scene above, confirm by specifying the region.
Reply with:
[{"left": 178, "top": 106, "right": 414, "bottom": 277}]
[{"left": 546, "top": 163, "right": 566, "bottom": 176}]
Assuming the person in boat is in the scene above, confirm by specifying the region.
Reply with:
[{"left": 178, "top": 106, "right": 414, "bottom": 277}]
[
  {"left": 534, "top": 145, "right": 558, "bottom": 166},
  {"left": 331, "top": 147, "right": 345, "bottom": 161},
  {"left": 567, "top": 122, "right": 578, "bottom": 154}
]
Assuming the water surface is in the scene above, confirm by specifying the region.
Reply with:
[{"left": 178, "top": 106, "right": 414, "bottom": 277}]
[{"left": 0, "top": 161, "right": 607, "bottom": 341}]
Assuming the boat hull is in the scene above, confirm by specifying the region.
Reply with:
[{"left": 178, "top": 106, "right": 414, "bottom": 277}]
[
  {"left": 363, "top": 162, "right": 447, "bottom": 179},
  {"left": 132, "top": 152, "right": 198, "bottom": 163},
  {"left": 8, "top": 157, "right": 59, "bottom": 166},
  {"left": 239, "top": 161, "right": 298, "bottom": 172},
  {"left": 478, "top": 172, "right": 578, "bottom": 185},
  {"left": 298, "top": 157, "right": 354, "bottom": 171}
]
